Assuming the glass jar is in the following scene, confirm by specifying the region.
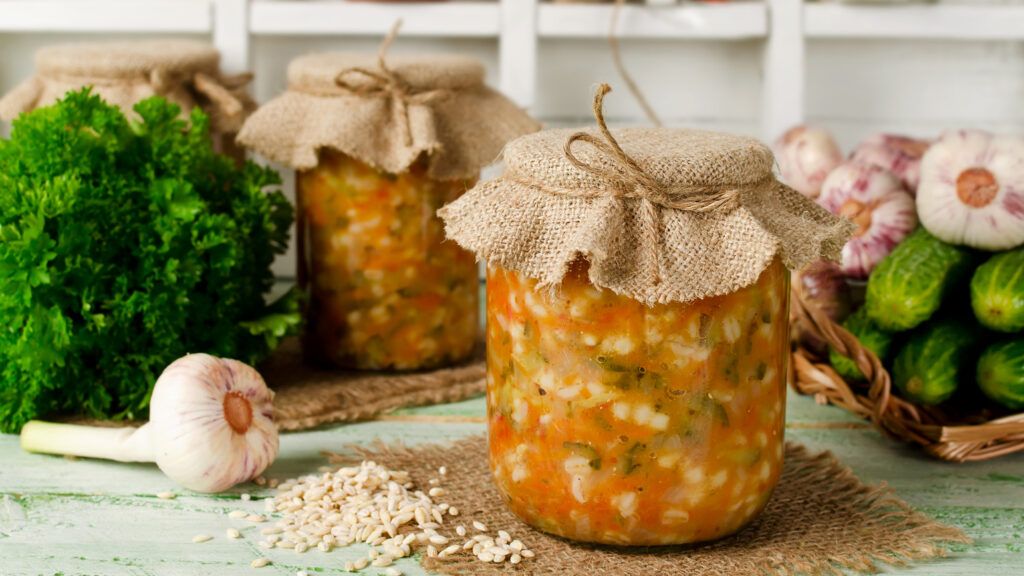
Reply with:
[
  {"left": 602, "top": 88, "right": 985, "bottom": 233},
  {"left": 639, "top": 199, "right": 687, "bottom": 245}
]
[
  {"left": 486, "top": 257, "right": 789, "bottom": 546},
  {"left": 297, "top": 150, "right": 479, "bottom": 370}
]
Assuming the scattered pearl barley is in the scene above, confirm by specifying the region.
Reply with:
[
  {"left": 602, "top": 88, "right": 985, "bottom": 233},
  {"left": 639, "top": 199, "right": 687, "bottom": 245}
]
[
  {"left": 191, "top": 534, "right": 212, "bottom": 544},
  {"left": 472, "top": 521, "right": 487, "bottom": 532},
  {"left": 226, "top": 528, "right": 241, "bottom": 539},
  {"left": 246, "top": 514, "right": 266, "bottom": 523},
  {"left": 156, "top": 491, "right": 176, "bottom": 500},
  {"left": 228, "top": 510, "right": 248, "bottom": 519},
  {"left": 251, "top": 558, "right": 270, "bottom": 568},
  {"left": 241, "top": 493, "right": 252, "bottom": 501}
]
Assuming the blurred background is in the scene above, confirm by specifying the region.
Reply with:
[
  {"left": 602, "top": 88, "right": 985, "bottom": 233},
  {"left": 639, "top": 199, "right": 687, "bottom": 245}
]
[{"left": 2, "top": 0, "right": 1022, "bottom": 277}]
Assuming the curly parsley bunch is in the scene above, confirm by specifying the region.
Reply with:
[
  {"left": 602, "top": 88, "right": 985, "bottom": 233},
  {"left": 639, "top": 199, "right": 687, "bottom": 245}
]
[{"left": 0, "top": 90, "right": 296, "bottom": 432}]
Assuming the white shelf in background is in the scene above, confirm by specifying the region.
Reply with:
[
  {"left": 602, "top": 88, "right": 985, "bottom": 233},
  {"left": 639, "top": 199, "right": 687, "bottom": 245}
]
[
  {"left": 537, "top": 2, "right": 768, "bottom": 40},
  {"left": 805, "top": 4, "right": 1024, "bottom": 41},
  {"left": 250, "top": 1, "right": 500, "bottom": 37},
  {"left": 0, "top": 0, "right": 212, "bottom": 33}
]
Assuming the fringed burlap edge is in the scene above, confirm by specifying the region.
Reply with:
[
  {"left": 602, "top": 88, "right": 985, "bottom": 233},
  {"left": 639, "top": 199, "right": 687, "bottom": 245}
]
[{"left": 333, "top": 436, "right": 970, "bottom": 576}]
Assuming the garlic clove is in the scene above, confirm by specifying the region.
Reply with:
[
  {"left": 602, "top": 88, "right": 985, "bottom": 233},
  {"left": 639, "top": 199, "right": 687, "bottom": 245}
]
[
  {"left": 149, "top": 354, "right": 279, "bottom": 493},
  {"left": 850, "top": 133, "right": 931, "bottom": 194},
  {"left": 818, "top": 162, "right": 918, "bottom": 278},
  {"left": 918, "top": 130, "right": 1024, "bottom": 251},
  {"left": 773, "top": 125, "right": 844, "bottom": 199}
]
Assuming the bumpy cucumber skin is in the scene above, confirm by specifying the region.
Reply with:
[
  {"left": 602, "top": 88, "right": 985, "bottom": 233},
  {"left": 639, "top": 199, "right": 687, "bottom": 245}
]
[
  {"left": 977, "top": 340, "right": 1024, "bottom": 409},
  {"left": 893, "top": 320, "right": 978, "bottom": 405},
  {"left": 866, "top": 228, "right": 975, "bottom": 332},
  {"left": 971, "top": 248, "right": 1024, "bottom": 333},
  {"left": 829, "top": 308, "right": 894, "bottom": 381}
]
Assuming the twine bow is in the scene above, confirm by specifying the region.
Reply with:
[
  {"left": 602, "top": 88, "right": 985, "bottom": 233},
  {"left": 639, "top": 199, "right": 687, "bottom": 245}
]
[
  {"left": 149, "top": 68, "right": 251, "bottom": 124},
  {"left": 564, "top": 84, "right": 743, "bottom": 213},
  {"left": 333, "top": 20, "right": 448, "bottom": 148}
]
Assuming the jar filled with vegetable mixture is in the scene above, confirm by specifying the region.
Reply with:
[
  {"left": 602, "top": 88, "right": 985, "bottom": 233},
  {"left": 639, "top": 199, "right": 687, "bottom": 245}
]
[
  {"left": 440, "top": 85, "right": 853, "bottom": 545},
  {"left": 239, "top": 28, "right": 539, "bottom": 370}
]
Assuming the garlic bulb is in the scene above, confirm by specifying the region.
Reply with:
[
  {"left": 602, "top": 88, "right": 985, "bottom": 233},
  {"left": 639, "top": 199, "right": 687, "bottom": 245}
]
[
  {"left": 20, "top": 354, "right": 279, "bottom": 493},
  {"left": 773, "top": 125, "right": 844, "bottom": 198},
  {"left": 818, "top": 162, "right": 918, "bottom": 278},
  {"left": 850, "top": 133, "right": 931, "bottom": 193},
  {"left": 917, "top": 130, "right": 1024, "bottom": 251}
]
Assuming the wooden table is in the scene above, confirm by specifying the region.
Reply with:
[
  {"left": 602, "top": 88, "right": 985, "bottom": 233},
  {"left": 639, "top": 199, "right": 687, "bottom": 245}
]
[{"left": 2, "top": 392, "right": 1022, "bottom": 575}]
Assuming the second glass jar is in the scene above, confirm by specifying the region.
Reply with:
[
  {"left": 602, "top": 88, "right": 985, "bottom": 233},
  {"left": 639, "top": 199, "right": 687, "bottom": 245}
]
[{"left": 297, "top": 150, "right": 479, "bottom": 370}]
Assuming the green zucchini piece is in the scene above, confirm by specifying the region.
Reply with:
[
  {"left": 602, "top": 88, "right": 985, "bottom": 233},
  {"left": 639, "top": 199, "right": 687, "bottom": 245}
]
[
  {"left": 977, "top": 340, "right": 1024, "bottom": 410},
  {"left": 563, "top": 441, "right": 602, "bottom": 470},
  {"left": 829, "top": 307, "right": 895, "bottom": 381},
  {"left": 892, "top": 319, "right": 979, "bottom": 405},
  {"left": 971, "top": 247, "right": 1024, "bottom": 333},
  {"left": 866, "top": 228, "right": 975, "bottom": 331}
]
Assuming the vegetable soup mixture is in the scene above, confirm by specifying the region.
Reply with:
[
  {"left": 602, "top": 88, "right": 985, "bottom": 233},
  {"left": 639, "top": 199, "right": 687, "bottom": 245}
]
[
  {"left": 298, "top": 151, "right": 479, "bottom": 370},
  {"left": 486, "top": 258, "right": 789, "bottom": 545}
]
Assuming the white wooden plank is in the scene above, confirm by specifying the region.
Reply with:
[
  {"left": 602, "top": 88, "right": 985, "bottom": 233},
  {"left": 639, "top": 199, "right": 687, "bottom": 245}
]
[
  {"left": 0, "top": 0, "right": 212, "bottom": 33},
  {"left": 249, "top": 0, "right": 500, "bottom": 37},
  {"left": 805, "top": 4, "right": 1024, "bottom": 41},
  {"left": 761, "top": 0, "right": 804, "bottom": 140},
  {"left": 212, "top": 0, "right": 249, "bottom": 74},
  {"left": 537, "top": 2, "right": 767, "bottom": 39},
  {"left": 498, "top": 0, "right": 538, "bottom": 108}
]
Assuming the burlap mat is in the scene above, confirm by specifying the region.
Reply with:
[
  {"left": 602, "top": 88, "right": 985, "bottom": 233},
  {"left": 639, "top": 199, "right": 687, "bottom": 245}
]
[
  {"left": 261, "top": 338, "right": 485, "bottom": 431},
  {"left": 335, "top": 436, "right": 970, "bottom": 576}
]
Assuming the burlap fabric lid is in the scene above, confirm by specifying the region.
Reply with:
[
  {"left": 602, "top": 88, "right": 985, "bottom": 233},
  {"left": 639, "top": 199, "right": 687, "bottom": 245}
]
[
  {"left": 441, "top": 85, "right": 854, "bottom": 305},
  {"left": 237, "top": 32, "right": 540, "bottom": 180},
  {"left": 0, "top": 40, "right": 255, "bottom": 133}
]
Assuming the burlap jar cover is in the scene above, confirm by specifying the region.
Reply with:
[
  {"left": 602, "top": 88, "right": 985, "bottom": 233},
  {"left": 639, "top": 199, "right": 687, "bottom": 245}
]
[
  {"left": 236, "top": 31, "right": 540, "bottom": 180},
  {"left": 440, "top": 84, "right": 854, "bottom": 304},
  {"left": 0, "top": 40, "right": 255, "bottom": 139}
]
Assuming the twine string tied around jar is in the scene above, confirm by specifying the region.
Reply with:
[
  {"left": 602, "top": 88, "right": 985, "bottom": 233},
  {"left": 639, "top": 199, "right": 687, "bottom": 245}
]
[
  {"left": 562, "top": 83, "right": 747, "bottom": 286},
  {"left": 334, "top": 20, "right": 449, "bottom": 148}
]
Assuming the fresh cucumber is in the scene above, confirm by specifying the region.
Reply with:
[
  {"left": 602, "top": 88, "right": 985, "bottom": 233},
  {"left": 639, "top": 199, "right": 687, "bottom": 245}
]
[
  {"left": 829, "top": 307, "right": 894, "bottom": 381},
  {"left": 977, "top": 340, "right": 1024, "bottom": 410},
  {"left": 971, "top": 247, "right": 1024, "bottom": 333},
  {"left": 866, "top": 228, "right": 975, "bottom": 331},
  {"left": 892, "top": 319, "right": 979, "bottom": 405}
]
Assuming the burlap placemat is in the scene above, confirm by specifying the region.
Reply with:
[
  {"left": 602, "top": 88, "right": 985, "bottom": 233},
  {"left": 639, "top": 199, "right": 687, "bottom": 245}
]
[
  {"left": 261, "top": 338, "right": 485, "bottom": 431},
  {"left": 335, "top": 435, "right": 970, "bottom": 576}
]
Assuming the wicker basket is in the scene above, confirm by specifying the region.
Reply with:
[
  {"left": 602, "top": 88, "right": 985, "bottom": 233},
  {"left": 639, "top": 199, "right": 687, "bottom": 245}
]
[{"left": 791, "top": 290, "right": 1024, "bottom": 462}]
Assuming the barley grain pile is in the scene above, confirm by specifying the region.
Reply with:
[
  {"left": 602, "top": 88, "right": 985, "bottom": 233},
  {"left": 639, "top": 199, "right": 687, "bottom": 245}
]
[{"left": 247, "top": 460, "right": 533, "bottom": 572}]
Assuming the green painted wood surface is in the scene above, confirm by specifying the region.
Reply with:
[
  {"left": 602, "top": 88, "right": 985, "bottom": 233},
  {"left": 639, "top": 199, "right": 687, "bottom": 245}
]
[{"left": 2, "top": 392, "right": 1023, "bottom": 575}]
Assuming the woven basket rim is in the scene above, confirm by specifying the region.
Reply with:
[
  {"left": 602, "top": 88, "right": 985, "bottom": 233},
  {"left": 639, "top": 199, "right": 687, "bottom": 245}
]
[{"left": 791, "top": 289, "right": 1024, "bottom": 462}]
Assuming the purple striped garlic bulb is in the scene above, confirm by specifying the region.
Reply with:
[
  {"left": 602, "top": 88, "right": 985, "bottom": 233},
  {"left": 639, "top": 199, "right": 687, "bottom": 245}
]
[
  {"left": 818, "top": 162, "right": 918, "bottom": 279},
  {"left": 149, "top": 354, "right": 279, "bottom": 493},
  {"left": 774, "top": 125, "right": 844, "bottom": 198},
  {"left": 20, "top": 354, "right": 279, "bottom": 493},
  {"left": 850, "top": 133, "right": 931, "bottom": 193},
  {"left": 917, "top": 130, "right": 1024, "bottom": 251}
]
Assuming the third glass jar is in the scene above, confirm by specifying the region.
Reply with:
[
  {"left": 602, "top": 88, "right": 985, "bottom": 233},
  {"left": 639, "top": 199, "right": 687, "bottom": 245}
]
[{"left": 438, "top": 92, "right": 851, "bottom": 545}]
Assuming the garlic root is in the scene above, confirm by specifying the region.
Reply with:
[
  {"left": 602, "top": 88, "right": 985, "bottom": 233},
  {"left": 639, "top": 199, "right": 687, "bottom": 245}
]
[
  {"left": 917, "top": 129, "right": 1024, "bottom": 251},
  {"left": 818, "top": 162, "right": 918, "bottom": 279}
]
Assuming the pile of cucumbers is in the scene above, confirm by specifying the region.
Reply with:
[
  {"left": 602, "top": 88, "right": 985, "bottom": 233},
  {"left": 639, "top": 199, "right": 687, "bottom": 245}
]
[{"left": 828, "top": 228, "right": 1024, "bottom": 410}]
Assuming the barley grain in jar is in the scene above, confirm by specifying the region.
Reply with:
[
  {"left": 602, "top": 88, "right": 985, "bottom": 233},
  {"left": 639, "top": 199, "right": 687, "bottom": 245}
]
[
  {"left": 441, "top": 85, "right": 853, "bottom": 545},
  {"left": 239, "top": 29, "right": 539, "bottom": 370}
]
